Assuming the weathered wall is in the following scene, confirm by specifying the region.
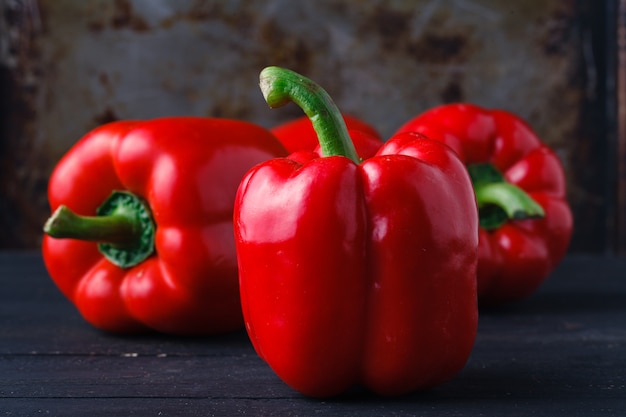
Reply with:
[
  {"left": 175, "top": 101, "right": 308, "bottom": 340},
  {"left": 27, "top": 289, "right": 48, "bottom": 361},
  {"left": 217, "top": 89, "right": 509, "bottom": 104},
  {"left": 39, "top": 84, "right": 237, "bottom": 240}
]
[{"left": 0, "top": 0, "right": 615, "bottom": 252}]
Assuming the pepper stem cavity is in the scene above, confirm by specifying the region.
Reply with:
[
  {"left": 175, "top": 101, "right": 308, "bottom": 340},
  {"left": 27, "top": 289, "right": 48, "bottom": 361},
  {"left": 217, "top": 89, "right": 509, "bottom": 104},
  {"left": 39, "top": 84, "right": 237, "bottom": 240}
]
[
  {"left": 259, "top": 66, "right": 360, "bottom": 163},
  {"left": 43, "top": 191, "right": 156, "bottom": 268},
  {"left": 468, "top": 163, "right": 545, "bottom": 231}
]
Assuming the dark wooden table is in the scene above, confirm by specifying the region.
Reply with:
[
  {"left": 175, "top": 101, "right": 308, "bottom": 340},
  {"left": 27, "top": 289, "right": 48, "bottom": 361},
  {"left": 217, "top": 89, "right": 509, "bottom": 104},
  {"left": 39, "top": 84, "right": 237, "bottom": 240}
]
[{"left": 1, "top": 252, "right": 625, "bottom": 416}]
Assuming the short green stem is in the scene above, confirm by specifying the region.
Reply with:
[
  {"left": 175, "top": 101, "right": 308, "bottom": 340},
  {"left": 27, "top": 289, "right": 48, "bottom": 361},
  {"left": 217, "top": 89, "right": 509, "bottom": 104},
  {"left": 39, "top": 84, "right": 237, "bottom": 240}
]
[
  {"left": 259, "top": 66, "right": 360, "bottom": 163},
  {"left": 43, "top": 191, "right": 155, "bottom": 268},
  {"left": 45, "top": 205, "right": 140, "bottom": 248},
  {"left": 474, "top": 182, "right": 545, "bottom": 230},
  {"left": 468, "top": 163, "right": 545, "bottom": 231}
]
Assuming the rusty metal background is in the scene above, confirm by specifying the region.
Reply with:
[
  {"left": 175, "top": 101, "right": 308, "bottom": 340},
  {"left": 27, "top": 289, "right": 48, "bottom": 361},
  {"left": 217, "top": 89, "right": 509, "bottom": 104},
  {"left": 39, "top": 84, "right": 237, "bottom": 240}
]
[{"left": 0, "top": 0, "right": 617, "bottom": 253}]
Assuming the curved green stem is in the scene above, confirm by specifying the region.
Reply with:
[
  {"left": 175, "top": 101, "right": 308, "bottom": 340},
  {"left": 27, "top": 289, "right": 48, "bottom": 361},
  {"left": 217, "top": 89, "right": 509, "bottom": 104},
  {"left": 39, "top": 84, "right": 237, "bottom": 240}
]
[
  {"left": 44, "top": 206, "right": 138, "bottom": 247},
  {"left": 43, "top": 191, "right": 155, "bottom": 268},
  {"left": 259, "top": 66, "right": 360, "bottom": 163},
  {"left": 474, "top": 182, "right": 545, "bottom": 230},
  {"left": 468, "top": 163, "right": 545, "bottom": 230}
]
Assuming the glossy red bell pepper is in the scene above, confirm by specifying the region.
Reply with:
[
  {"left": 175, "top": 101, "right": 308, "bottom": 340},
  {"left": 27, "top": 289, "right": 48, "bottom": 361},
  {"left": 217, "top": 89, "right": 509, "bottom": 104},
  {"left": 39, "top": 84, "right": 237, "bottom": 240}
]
[
  {"left": 234, "top": 67, "right": 478, "bottom": 397},
  {"left": 396, "top": 103, "right": 573, "bottom": 305},
  {"left": 271, "top": 114, "right": 382, "bottom": 157},
  {"left": 42, "top": 117, "right": 286, "bottom": 334}
]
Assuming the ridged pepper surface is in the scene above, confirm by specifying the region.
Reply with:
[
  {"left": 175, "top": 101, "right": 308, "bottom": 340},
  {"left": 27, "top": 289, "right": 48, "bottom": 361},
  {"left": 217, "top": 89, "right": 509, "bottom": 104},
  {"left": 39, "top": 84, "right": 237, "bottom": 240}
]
[
  {"left": 234, "top": 67, "right": 478, "bottom": 397},
  {"left": 396, "top": 103, "right": 573, "bottom": 305},
  {"left": 43, "top": 117, "right": 286, "bottom": 334}
]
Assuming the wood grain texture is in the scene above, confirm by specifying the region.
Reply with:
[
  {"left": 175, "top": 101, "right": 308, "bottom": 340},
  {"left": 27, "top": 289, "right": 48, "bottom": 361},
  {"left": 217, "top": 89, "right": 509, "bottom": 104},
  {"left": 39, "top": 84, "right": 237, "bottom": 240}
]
[{"left": 1, "top": 252, "right": 625, "bottom": 416}]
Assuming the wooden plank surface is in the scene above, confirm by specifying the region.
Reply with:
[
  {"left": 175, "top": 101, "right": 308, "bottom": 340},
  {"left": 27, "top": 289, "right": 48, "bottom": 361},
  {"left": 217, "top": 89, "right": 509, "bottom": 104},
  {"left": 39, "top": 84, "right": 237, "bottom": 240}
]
[{"left": 1, "top": 252, "right": 625, "bottom": 416}]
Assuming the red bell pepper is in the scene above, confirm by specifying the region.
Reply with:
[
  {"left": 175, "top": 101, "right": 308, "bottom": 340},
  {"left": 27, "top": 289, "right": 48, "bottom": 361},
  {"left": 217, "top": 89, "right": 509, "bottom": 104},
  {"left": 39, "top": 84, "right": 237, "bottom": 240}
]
[
  {"left": 234, "top": 67, "right": 478, "bottom": 397},
  {"left": 396, "top": 103, "right": 573, "bottom": 305},
  {"left": 271, "top": 114, "right": 382, "bottom": 157},
  {"left": 42, "top": 117, "right": 286, "bottom": 335}
]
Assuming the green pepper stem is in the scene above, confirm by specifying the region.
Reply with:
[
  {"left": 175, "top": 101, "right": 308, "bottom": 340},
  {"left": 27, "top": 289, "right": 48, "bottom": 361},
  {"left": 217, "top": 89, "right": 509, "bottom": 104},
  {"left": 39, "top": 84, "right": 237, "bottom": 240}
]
[
  {"left": 467, "top": 163, "right": 545, "bottom": 231},
  {"left": 259, "top": 66, "right": 360, "bottom": 163},
  {"left": 474, "top": 182, "right": 545, "bottom": 230},
  {"left": 43, "top": 191, "right": 156, "bottom": 268},
  {"left": 44, "top": 205, "right": 142, "bottom": 249}
]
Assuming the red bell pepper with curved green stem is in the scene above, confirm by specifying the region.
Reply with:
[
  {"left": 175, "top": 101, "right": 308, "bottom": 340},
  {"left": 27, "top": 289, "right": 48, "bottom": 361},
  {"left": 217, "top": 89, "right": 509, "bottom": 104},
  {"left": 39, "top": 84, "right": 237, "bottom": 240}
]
[
  {"left": 42, "top": 117, "right": 287, "bottom": 335},
  {"left": 395, "top": 103, "right": 573, "bottom": 306},
  {"left": 234, "top": 67, "right": 478, "bottom": 397}
]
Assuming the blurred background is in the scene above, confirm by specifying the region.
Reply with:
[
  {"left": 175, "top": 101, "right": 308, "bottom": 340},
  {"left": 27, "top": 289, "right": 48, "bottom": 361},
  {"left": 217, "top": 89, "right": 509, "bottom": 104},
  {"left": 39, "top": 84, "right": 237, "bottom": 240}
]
[{"left": 0, "top": 0, "right": 623, "bottom": 255}]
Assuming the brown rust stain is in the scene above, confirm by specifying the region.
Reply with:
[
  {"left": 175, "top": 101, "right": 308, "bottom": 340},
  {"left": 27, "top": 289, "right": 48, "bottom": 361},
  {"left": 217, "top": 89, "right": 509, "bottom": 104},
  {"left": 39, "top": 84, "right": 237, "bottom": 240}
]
[
  {"left": 536, "top": 0, "right": 577, "bottom": 57},
  {"left": 87, "top": 0, "right": 150, "bottom": 33},
  {"left": 371, "top": 5, "right": 412, "bottom": 49},
  {"left": 259, "top": 19, "right": 312, "bottom": 75},
  {"left": 407, "top": 32, "right": 471, "bottom": 65},
  {"left": 440, "top": 80, "right": 465, "bottom": 103},
  {"left": 93, "top": 107, "right": 119, "bottom": 126},
  {"left": 160, "top": 2, "right": 254, "bottom": 35},
  {"left": 207, "top": 103, "right": 253, "bottom": 121},
  {"left": 111, "top": 0, "right": 149, "bottom": 31},
  {"left": 0, "top": 0, "right": 50, "bottom": 248}
]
